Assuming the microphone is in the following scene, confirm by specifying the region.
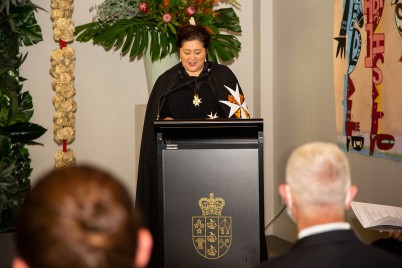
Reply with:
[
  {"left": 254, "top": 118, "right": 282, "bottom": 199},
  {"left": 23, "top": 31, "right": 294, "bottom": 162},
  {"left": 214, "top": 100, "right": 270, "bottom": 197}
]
[{"left": 156, "top": 67, "right": 211, "bottom": 120}]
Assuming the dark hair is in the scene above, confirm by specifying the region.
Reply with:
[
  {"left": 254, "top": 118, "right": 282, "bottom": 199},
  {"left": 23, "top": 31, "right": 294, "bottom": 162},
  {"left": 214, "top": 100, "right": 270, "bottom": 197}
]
[
  {"left": 15, "top": 165, "right": 141, "bottom": 268},
  {"left": 175, "top": 24, "right": 211, "bottom": 49}
]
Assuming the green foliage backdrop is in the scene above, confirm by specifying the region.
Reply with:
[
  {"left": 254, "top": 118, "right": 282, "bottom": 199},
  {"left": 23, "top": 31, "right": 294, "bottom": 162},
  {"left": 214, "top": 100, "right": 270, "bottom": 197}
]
[{"left": 0, "top": 0, "right": 46, "bottom": 233}]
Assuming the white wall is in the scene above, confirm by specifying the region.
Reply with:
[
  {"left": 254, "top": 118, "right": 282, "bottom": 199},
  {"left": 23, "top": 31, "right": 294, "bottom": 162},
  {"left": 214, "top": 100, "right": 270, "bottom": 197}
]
[
  {"left": 258, "top": 0, "right": 275, "bottom": 236},
  {"left": 269, "top": 0, "right": 337, "bottom": 242},
  {"left": 21, "top": 1, "right": 255, "bottom": 200}
]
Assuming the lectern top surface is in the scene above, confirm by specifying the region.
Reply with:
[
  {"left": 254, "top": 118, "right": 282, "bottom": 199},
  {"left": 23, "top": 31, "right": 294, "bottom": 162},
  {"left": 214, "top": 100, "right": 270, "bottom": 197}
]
[{"left": 154, "top": 118, "right": 263, "bottom": 130}]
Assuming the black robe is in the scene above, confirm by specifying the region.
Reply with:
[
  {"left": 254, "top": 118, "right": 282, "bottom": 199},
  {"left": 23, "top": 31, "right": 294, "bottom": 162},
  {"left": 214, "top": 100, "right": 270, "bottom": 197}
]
[{"left": 136, "top": 61, "right": 254, "bottom": 267}]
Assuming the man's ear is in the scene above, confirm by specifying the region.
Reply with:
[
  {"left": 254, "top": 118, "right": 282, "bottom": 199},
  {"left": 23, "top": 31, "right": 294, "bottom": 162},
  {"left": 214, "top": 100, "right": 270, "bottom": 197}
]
[
  {"left": 278, "top": 184, "right": 290, "bottom": 206},
  {"left": 13, "top": 258, "right": 29, "bottom": 268},
  {"left": 134, "top": 228, "right": 153, "bottom": 268},
  {"left": 345, "top": 185, "right": 358, "bottom": 209}
]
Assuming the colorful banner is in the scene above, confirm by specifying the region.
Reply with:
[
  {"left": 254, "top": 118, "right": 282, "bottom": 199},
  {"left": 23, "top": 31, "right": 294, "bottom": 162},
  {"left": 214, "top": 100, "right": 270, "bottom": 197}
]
[{"left": 334, "top": 0, "right": 402, "bottom": 160}]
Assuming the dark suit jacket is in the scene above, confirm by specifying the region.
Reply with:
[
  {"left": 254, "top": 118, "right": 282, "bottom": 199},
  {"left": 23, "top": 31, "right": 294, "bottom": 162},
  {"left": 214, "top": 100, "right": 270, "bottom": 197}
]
[{"left": 257, "top": 230, "right": 402, "bottom": 268}]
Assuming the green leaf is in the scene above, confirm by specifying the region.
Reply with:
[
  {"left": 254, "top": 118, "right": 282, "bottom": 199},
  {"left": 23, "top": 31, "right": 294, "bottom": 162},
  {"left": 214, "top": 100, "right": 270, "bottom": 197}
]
[
  {"left": 213, "top": 8, "right": 241, "bottom": 33},
  {"left": 216, "top": 8, "right": 240, "bottom": 23},
  {"left": 167, "top": 23, "right": 176, "bottom": 35},
  {"left": 4, "top": 122, "right": 47, "bottom": 144},
  {"left": 12, "top": 4, "right": 43, "bottom": 46},
  {"left": 159, "top": 32, "right": 170, "bottom": 59},
  {"left": 199, "top": 14, "right": 213, "bottom": 26},
  {"left": 0, "top": 94, "right": 10, "bottom": 127},
  {"left": 94, "top": 23, "right": 123, "bottom": 49},
  {"left": 128, "top": 25, "right": 141, "bottom": 57},
  {"left": 75, "top": 22, "right": 101, "bottom": 42},
  {"left": 0, "top": 161, "right": 15, "bottom": 180},
  {"left": 114, "top": 30, "right": 125, "bottom": 50},
  {"left": 121, "top": 26, "right": 134, "bottom": 55},
  {"left": 150, "top": 30, "right": 159, "bottom": 62},
  {"left": 139, "top": 26, "right": 149, "bottom": 56},
  {"left": 11, "top": 91, "right": 33, "bottom": 123},
  {"left": 7, "top": 91, "right": 18, "bottom": 124},
  {"left": 129, "top": 24, "right": 149, "bottom": 59},
  {"left": 0, "top": 134, "right": 11, "bottom": 160},
  {"left": 208, "top": 42, "right": 218, "bottom": 62},
  {"left": 210, "top": 34, "right": 241, "bottom": 62},
  {"left": 207, "top": 25, "right": 219, "bottom": 35}
]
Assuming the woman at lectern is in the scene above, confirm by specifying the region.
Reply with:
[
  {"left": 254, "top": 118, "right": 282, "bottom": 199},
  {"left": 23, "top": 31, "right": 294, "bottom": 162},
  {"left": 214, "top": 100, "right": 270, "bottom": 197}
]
[
  {"left": 136, "top": 21, "right": 251, "bottom": 267},
  {"left": 156, "top": 24, "right": 250, "bottom": 120}
]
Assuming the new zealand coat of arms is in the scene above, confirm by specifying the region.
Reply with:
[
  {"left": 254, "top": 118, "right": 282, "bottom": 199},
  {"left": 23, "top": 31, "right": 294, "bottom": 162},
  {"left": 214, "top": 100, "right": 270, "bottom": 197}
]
[{"left": 192, "top": 193, "right": 232, "bottom": 259}]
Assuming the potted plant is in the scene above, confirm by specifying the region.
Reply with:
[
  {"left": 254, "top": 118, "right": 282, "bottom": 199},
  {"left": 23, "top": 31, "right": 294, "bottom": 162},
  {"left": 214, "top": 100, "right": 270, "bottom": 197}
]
[
  {"left": 0, "top": 3, "right": 46, "bottom": 264},
  {"left": 75, "top": 0, "right": 242, "bottom": 62}
]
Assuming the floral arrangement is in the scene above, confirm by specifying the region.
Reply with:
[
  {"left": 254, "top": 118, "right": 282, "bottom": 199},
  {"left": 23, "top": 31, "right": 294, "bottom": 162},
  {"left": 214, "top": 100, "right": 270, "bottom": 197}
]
[
  {"left": 50, "top": 0, "right": 77, "bottom": 168},
  {"left": 75, "top": 0, "right": 241, "bottom": 62}
]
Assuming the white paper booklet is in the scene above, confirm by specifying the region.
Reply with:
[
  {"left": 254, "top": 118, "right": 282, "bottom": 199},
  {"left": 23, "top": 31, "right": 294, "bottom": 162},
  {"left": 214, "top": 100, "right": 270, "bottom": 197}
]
[{"left": 351, "top": 201, "right": 402, "bottom": 231}]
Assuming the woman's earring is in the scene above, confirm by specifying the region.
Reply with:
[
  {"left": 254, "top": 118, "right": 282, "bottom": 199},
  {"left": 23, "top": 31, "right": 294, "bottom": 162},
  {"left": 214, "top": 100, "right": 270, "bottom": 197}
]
[
  {"left": 204, "top": 58, "right": 206, "bottom": 62},
  {"left": 180, "top": 58, "right": 182, "bottom": 62}
]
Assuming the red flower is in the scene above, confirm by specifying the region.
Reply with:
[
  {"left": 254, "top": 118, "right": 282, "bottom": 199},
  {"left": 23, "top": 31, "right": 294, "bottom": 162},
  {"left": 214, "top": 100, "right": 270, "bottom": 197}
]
[
  {"left": 137, "top": 2, "right": 149, "bottom": 14},
  {"left": 185, "top": 6, "right": 196, "bottom": 17},
  {"left": 162, "top": 13, "right": 172, "bottom": 23}
]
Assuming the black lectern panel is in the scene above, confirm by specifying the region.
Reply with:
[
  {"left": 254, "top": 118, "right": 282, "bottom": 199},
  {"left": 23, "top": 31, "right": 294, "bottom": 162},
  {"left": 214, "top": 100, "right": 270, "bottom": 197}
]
[{"left": 155, "top": 119, "right": 265, "bottom": 268}]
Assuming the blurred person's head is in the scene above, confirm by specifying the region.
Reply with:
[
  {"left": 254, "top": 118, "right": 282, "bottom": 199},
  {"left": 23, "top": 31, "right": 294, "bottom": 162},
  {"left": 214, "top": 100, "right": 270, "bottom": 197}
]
[
  {"left": 13, "top": 165, "right": 152, "bottom": 268},
  {"left": 279, "top": 142, "right": 357, "bottom": 231}
]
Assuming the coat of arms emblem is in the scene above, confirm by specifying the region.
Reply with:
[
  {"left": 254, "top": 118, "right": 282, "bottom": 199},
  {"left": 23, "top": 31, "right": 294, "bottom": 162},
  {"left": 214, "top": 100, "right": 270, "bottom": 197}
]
[{"left": 192, "top": 193, "right": 232, "bottom": 259}]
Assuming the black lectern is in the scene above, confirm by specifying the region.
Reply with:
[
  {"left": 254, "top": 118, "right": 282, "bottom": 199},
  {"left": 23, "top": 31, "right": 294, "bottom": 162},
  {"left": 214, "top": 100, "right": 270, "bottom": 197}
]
[{"left": 155, "top": 119, "right": 265, "bottom": 268}]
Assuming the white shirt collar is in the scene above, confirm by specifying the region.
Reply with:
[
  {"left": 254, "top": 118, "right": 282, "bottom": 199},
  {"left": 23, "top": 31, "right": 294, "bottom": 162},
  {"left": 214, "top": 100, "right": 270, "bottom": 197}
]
[{"left": 298, "top": 222, "right": 351, "bottom": 240}]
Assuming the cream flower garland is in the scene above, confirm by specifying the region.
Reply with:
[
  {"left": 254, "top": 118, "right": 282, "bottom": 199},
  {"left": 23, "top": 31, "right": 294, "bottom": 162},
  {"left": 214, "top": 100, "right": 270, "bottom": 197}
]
[
  {"left": 50, "top": 0, "right": 76, "bottom": 168},
  {"left": 54, "top": 148, "right": 76, "bottom": 168}
]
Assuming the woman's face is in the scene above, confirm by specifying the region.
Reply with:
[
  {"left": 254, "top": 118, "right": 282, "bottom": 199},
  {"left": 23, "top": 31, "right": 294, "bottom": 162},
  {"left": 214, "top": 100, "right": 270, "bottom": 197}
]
[{"left": 179, "top": 39, "right": 207, "bottom": 77}]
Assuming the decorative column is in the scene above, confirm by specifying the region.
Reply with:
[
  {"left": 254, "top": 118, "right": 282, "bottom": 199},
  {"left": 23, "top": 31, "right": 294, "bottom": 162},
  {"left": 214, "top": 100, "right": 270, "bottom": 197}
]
[{"left": 50, "top": 0, "right": 77, "bottom": 168}]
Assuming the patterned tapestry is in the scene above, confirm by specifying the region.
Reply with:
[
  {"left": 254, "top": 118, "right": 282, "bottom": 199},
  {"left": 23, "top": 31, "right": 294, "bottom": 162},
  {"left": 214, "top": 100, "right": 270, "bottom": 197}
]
[{"left": 334, "top": 0, "right": 402, "bottom": 160}]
